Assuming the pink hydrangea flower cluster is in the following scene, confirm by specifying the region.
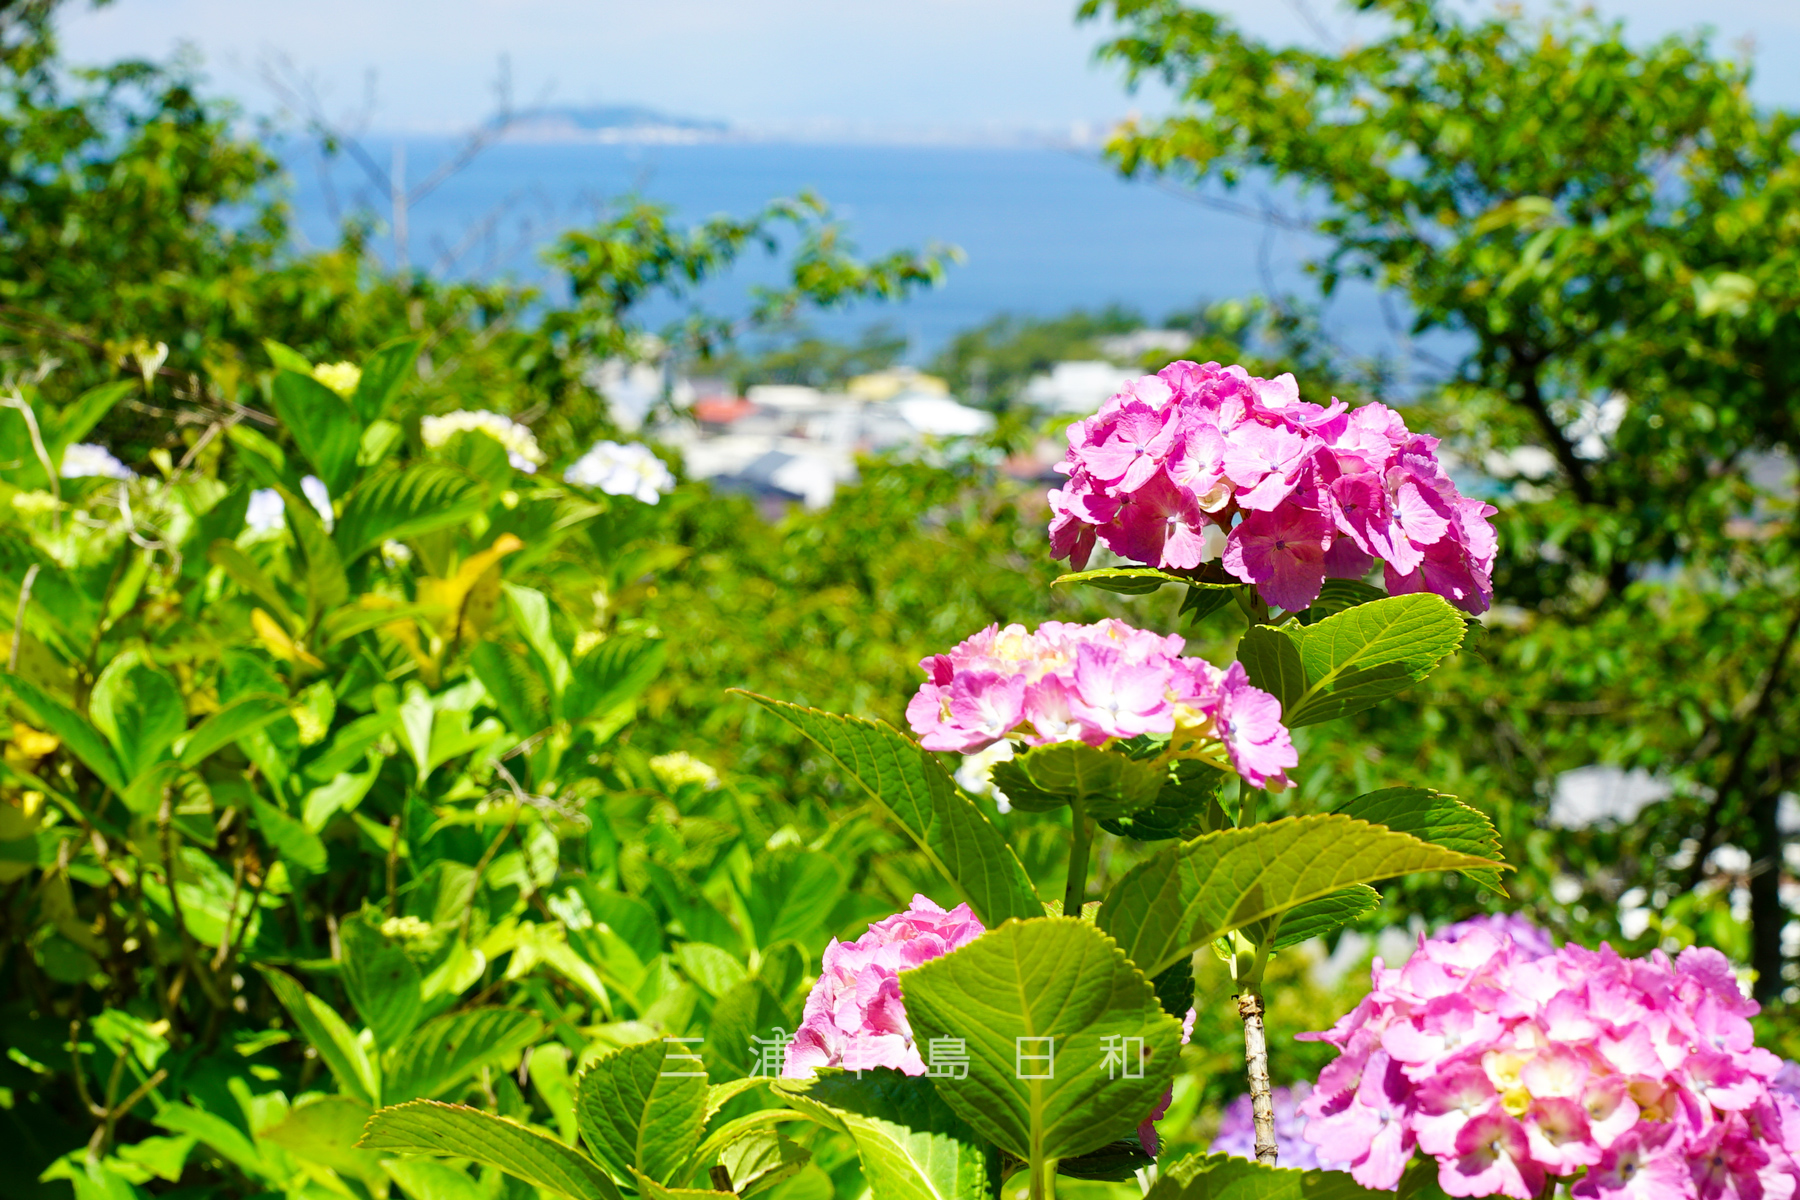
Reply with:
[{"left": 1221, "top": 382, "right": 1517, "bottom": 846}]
[
  {"left": 1048, "top": 361, "right": 1498, "bottom": 615},
  {"left": 905, "top": 618, "right": 1297, "bottom": 789},
  {"left": 783, "top": 895, "right": 985, "bottom": 1079},
  {"left": 1211, "top": 1083, "right": 1323, "bottom": 1169},
  {"left": 1297, "top": 923, "right": 1800, "bottom": 1199}
]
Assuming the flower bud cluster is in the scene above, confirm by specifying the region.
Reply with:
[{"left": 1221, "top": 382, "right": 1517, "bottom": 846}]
[
  {"left": 1049, "top": 361, "right": 1497, "bottom": 615},
  {"left": 905, "top": 618, "right": 1297, "bottom": 789},
  {"left": 1298, "top": 920, "right": 1800, "bottom": 1199},
  {"left": 783, "top": 895, "right": 985, "bottom": 1079}
]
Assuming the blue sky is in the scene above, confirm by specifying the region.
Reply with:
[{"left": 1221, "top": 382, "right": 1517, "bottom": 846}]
[{"left": 58, "top": 0, "right": 1800, "bottom": 137}]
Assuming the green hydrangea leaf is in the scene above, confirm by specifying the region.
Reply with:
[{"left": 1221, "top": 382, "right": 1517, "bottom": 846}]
[
  {"left": 899, "top": 917, "right": 1181, "bottom": 1173},
  {"left": 1098, "top": 814, "right": 1504, "bottom": 977}
]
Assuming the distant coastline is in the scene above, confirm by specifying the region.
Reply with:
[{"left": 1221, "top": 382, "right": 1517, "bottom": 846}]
[{"left": 491, "top": 103, "right": 1119, "bottom": 150}]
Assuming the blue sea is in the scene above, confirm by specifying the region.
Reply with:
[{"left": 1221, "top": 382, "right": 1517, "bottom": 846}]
[{"left": 284, "top": 138, "right": 1421, "bottom": 366}]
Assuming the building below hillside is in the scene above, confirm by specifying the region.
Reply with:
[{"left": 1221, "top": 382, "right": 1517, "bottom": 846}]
[{"left": 647, "top": 374, "right": 994, "bottom": 511}]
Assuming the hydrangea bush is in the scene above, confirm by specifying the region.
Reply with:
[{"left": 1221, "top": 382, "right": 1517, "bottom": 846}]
[{"left": 358, "top": 362, "right": 1794, "bottom": 1200}]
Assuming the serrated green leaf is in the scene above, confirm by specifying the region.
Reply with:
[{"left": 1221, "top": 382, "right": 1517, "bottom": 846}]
[
  {"left": 1336, "top": 787, "right": 1508, "bottom": 896},
  {"left": 1270, "top": 886, "right": 1382, "bottom": 950},
  {"left": 990, "top": 742, "right": 1164, "bottom": 817},
  {"left": 0, "top": 670, "right": 127, "bottom": 795},
  {"left": 1147, "top": 1152, "right": 1391, "bottom": 1200},
  {"left": 716, "top": 1128, "right": 809, "bottom": 1197},
  {"left": 1239, "top": 594, "right": 1466, "bottom": 726},
  {"left": 775, "top": 1070, "right": 995, "bottom": 1200},
  {"left": 1099, "top": 760, "right": 1228, "bottom": 841},
  {"left": 258, "top": 967, "right": 378, "bottom": 1105},
  {"left": 629, "top": 1167, "right": 731, "bottom": 1198},
  {"left": 1052, "top": 566, "right": 1191, "bottom": 595},
  {"left": 1097, "top": 814, "right": 1504, "bottom": 977},
  {"left": 359, "top": 1100, "right": 622, "bottom": 1200},
  {"left": 732, "top": 693, "right": 1040, "bottom": 927},
  {"left": 385, "top": 1008, "right": 544, "bottom": 1104},
  {"left": 575, "top": 1038, "right": 709, "bottom": 1185},
  {"left": 271, "top": 370, "right": 363, "bottom": 496},
  {"left": 335, "top": 463, "right": 484, "bottom": 560},
  {"left": 899, "top": 917, "right": 1181, "bottom": 1171},
  {"left": 260, "top": 1096, "right": 385, "bottom": 1187}
]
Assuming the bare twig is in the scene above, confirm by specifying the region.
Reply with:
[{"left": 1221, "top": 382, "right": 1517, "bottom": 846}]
[
  {"left": 2, "top": 390, "right": 57, "bottom": 528},
  {"left": 1237, "top": 989, "right": 1277, "bottom": 1165},
  {"left": 10, "top": 562, "right": 38, "bottom": 670}
]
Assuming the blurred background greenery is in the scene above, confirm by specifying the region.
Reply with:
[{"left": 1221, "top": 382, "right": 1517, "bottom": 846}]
[{"left": 5, "top": 0, "right": 1800, "bottom": 1195}]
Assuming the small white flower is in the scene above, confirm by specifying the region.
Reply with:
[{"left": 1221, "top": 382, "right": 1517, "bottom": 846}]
[
  {"left": 381, "top": 539, "right": 413, "bottom": 567},
  {"left": 420, "top": 410, "right": 544, "bottom": 473},
  {"left": 59, "top": 443, "right": 132, "bottom": 480},
  {"left": 954, "top": 740, "right": 1015, "bottom": 814},
  {"left": 300, "top": 475, "right": 334, "bottom": 531},
  {"left": 245, "top": 488, "right": 285, "bottom": 533},
  {"left": 564, "top": 440, "right": 675, "bottom": 504}
]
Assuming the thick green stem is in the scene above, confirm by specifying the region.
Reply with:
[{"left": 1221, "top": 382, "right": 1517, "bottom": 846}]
[
  {"left": 1064, "top": 795, "right": 1091, "bottom": 919},
  {"left": 1030, "top": 1157, "right": 1059, "bottom": 1200}
]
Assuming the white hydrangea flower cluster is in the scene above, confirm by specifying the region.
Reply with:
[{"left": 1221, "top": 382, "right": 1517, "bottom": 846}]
[
  {"left": 60, "top": 444, "right": 132, "bottom": 480},
  {"left": 564, "top": 440, "right": 675, "bottom": 504},
  {"left": 420, "top": 410, "right": 545, "bottom": 473}
]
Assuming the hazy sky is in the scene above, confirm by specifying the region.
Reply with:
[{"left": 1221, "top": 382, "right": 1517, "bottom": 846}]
[{"left": 57, "top": 0, "right": 1800, "bottom": 136}]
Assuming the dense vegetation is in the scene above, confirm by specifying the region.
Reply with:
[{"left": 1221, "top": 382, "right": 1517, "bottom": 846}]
[{"left": 4, "top": 0, "right": 1800, "bottom": 1196}]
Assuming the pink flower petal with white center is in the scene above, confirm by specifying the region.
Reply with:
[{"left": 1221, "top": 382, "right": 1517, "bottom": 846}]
[
  {"left": 1068, "top": 642, "right": 1176, "bottom": 740},
  {"left": 1079, "top": 401, "right": 1178, "bottom": 489},
  {"left": 1569, "top": 1123, "right": 1689, "bottom": 1200},
  {"left": 1523, "top": 1095, "right": 1602, "bottom": 1171},
  {"left": 1413, "top": 1060, "right": 1502, "bottom": 1157},
  {"left": 1117, "top": 471, "right": 1212, "bottom": 570},
  {"left": 1442, "top": 1111, "right": 1544, "bottom": 1200},
  {"left": 1580, "top": 1076, "right": 1641, "bottom": 1149},
  {"left": 1222, "top": 504, "right": 1333, "bottom": 612},
  {"left": 1021, "top": 678, "right": 1085, "bottom": 746},
  {"left": 1687, "top": 1050, "right": 1770, "bottom": 1112},
  {"left": 1223, "top": 422, "right": 1311, "bottom": 510}
]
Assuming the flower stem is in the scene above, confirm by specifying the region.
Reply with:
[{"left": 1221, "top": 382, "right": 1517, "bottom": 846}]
[
  {"left": 1064, "top": 794, "right": 1091, "bottom": 919},
  {"left": 1237, "top": 986, "right": 1278, "bottom": 1166}
]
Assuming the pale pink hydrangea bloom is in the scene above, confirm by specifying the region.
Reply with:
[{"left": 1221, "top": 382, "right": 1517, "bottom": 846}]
[
  {"left": 783, "top": 895, "right": 985, "bottom": 1079},
  {"left": 1297, "top": 919, "right": 1800, "bottom": 1199},
  {"left": 905, "top": 618, "right": 1297, "bottom": 788},
  {"left": 1048, "top": 360, "right": 1498, "bottom": 615}
]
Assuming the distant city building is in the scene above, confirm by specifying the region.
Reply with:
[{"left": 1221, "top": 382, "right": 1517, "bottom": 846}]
[
  {"left": 1098, "top": 329, "right": 1193, "bottom": 362},
  {"left": 1023, "top": 360, "right": 1138, "bottom": 414},
  {"left": 643, "top": 377, "right": 994, "bottom": 510}
]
